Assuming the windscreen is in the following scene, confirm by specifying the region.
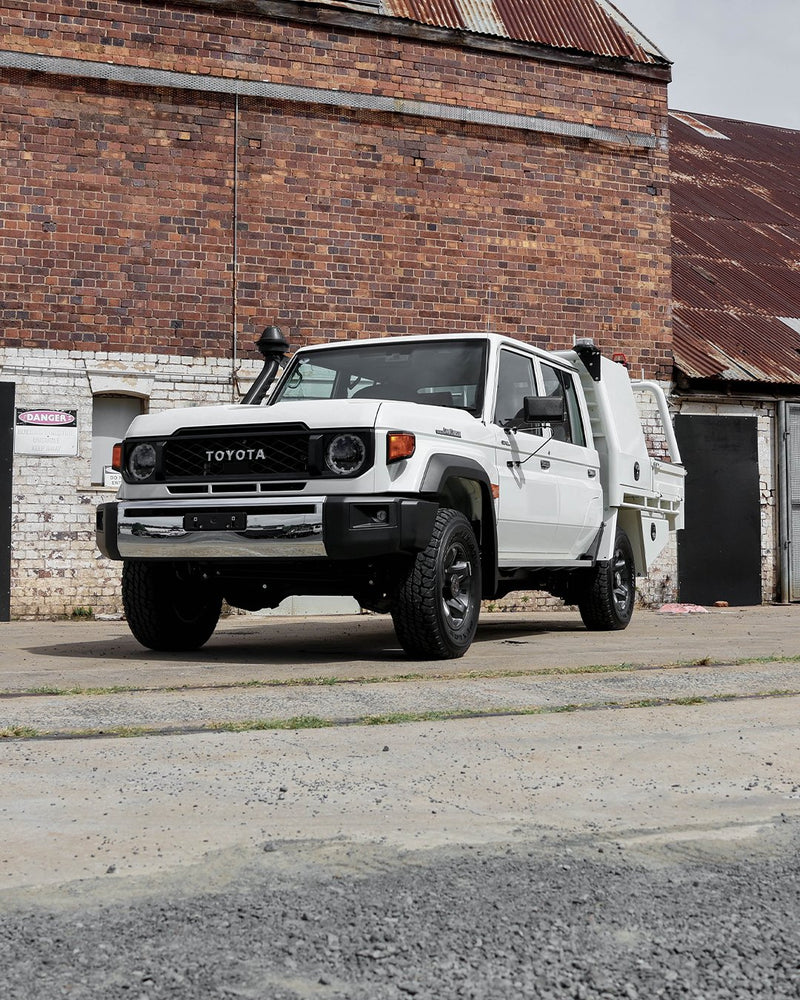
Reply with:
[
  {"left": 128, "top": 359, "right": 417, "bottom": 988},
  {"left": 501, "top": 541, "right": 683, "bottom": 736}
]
[{"left": 272, "top": 339, "right": 488, "bottom": 414}]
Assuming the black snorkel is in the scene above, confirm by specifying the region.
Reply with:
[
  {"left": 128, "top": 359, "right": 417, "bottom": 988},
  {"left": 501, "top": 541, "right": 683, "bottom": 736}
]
[{"left": 241, "top": 325, "right": 290, "bottom": 405}]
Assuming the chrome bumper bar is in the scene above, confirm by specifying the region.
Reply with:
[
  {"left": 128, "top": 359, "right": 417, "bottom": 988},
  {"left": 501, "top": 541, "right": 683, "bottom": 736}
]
[{"left": 108, "top": 498, "right": 326, "bottom": 559}]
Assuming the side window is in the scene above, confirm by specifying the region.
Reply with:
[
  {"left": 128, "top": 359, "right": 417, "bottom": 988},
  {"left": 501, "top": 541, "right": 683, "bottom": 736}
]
[
  {"left": 538, "top": 365, "right": 587, "bottom": 447},
  {"left": 91, "top": 394, "right": 145, "bottom": 485},
  {"left": 279, "top": 360, "right": 339, "bottom": 400},
  {"left": 563, "top": 372, "right": 587, "bottom": 447},
  {"left": 494, "top": 351, "right": 537, "bottom": 427}
]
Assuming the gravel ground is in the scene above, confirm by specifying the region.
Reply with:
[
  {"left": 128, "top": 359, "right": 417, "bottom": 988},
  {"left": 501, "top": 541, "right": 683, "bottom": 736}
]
[{"left": 2, "top": 832, "right": 799, "bottom": 1000}]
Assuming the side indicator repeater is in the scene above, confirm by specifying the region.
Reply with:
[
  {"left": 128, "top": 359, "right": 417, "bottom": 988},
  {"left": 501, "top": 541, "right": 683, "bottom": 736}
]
[{"left": 387, "top": 432, "right": 416, "bottom": 464}]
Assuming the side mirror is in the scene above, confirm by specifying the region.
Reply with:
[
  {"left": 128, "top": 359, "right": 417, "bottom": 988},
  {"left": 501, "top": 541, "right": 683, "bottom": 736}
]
[{"left": 523, "top": 395, "right": 565, "bottom": 422}]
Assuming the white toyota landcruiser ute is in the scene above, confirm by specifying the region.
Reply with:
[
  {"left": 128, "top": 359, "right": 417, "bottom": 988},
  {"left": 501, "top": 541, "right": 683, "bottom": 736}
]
[{"left": 96, "top": 328, "right": 685, "bottom": 659}]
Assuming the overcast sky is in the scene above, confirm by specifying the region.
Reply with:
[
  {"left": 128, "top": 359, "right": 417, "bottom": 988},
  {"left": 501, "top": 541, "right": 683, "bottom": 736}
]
[{"left": 617, "top": 0, "right": 800, "bottom": 129}]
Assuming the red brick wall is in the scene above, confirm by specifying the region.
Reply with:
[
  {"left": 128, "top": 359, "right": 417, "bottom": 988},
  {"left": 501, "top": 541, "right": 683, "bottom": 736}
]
[
  {"left": 0, "top": 0, "right": 673, "bottom": 377},
  {"left": 2, "top": 75, "right": 233, "bottom": 355}
]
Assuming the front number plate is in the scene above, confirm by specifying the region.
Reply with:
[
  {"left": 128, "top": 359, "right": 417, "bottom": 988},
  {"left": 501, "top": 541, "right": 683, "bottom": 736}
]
[{"left": 184, "top": 512, "right": 246, "bottom": 531}]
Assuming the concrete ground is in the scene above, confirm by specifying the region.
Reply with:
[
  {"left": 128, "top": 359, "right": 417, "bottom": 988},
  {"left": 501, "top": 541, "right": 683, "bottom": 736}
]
[
  {"left": 1, "top": 605, "right": 799, "bottom": 898},
  {"left": 2, "top": 603, "right": 799, "bottom": 690}
]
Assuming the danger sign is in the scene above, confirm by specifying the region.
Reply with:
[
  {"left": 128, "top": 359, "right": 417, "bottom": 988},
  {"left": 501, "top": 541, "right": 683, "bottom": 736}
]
[{"left": 15, "top": 408, "right": 78, "bottom": 456}]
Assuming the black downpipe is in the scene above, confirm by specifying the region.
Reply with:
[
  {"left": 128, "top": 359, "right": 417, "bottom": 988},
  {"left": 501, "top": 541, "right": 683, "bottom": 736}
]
[
  {"left": 0, "top": 381, "right": 14, "bottom": 621},
  {"left": 241, "top": 326, "right": 290, "bottom": 405}
]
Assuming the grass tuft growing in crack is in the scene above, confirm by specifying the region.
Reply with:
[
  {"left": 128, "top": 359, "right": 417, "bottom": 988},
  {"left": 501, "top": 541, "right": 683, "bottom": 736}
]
[
  {"left": 210, "top": 715, "right": 334, "bottom": 732},
  {"left": 1, "top": 725, "right": 40, "bottom": 739}
]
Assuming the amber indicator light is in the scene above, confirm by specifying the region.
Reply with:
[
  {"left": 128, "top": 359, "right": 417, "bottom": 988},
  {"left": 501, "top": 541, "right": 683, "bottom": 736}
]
[{"left": 387, "top": 432, "right": 416, "bottom": 463}]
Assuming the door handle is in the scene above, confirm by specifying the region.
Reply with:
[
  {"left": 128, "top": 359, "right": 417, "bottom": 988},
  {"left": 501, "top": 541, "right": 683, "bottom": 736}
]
[
  {"left": 540, "top": 459, "right": 551, "bottom": 470},
  {"left": 588, "top": 469, "right": 597, "bottom": 478}
]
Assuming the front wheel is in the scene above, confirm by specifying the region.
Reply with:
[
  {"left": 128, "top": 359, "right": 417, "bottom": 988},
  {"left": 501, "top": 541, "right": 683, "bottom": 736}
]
[
  {"left": 391, "top": 508, "right": 481, "bottom": 659},
  {"left": 577, "top": 527, "right": 636, "bottom": 631},
  {"left": 122, "top": 561, "right": 222, "bottom": 651}
]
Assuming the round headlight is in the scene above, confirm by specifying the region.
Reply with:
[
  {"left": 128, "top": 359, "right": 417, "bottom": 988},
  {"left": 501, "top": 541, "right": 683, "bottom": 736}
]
[
  {"left": 325, "top": 433, "right": 366, "bottom": 476},
  {"left": 127, "top": 443, "right": 157, "bottom": 481}
]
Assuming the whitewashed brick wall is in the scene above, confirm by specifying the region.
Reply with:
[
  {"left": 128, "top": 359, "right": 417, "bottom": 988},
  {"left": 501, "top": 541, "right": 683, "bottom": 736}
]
[
  {"left": 1, "top": 348, "right": 259, "bottom": 619},
  {"left": 9, "top": 355, "right": 771, "bottom": 619},
  {"left": 633, "top": 384, "right": 680, "bottom": 606}
]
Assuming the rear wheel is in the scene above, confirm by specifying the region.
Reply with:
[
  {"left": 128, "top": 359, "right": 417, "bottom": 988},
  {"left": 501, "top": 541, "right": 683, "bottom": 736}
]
[
  {"left": 122, "top": 561, "right": 222, "bottom": 651},
  {"left": 578, "top": 527, "right": 635, "bottom": 631},
  {"left": 391, "top": 508, "right": 481, "bottom": 659}
]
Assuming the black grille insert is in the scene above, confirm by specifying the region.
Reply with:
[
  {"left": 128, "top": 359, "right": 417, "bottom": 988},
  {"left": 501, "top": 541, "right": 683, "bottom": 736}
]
[{"left": 163, "top": 431, "right": 311, "bottom": 480}]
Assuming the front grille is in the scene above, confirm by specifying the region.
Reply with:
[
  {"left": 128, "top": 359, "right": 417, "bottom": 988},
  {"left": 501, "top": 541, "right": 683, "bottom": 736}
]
[{"left": 163, "top": 431, "right": 311, "bottom": 480}]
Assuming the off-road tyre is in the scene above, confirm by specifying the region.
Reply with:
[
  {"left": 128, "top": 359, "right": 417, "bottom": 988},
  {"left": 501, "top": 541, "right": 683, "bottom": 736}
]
[
  {"left": 391, "top": 508, "right": 481, "bottom": 659},
  {"left": 577, "top": 527, "right": 635, "bottom": 631},
  {"left": 122, "top": 561, "right": 222, "bottom": 651}
]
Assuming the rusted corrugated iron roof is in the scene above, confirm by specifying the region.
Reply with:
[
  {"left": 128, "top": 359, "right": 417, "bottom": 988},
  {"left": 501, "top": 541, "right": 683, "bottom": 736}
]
[
  {"left": 670, "top": 111, "right": 800, "bottom": 386},
  {"left": 300, "top": 0, "right": 668, "bottom": 64}
]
